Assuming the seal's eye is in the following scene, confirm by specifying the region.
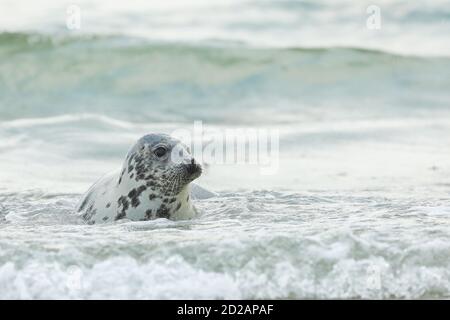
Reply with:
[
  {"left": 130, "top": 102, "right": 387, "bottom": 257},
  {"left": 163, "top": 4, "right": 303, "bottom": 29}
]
[{"left": 154, "top": 147, "right": 167, "bottom": 158}]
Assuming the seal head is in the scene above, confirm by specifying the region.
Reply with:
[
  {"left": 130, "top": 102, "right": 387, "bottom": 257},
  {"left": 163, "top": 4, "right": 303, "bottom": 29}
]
[
  {"left": 124, "top": 133, "right": 201, "bottom": 195},
  {"left": 77, "top": 133, "right": 202, "bottom": 224}
]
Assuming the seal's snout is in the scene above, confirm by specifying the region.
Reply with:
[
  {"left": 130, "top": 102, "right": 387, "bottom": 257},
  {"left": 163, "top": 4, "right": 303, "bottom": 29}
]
[{"left": 185, "top": 158, "right": 202, "bottom": 177}]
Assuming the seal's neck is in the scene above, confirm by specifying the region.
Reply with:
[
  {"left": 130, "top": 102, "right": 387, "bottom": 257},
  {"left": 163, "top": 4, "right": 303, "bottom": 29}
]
[
  {"left": 157, "top": 185, "right": 196, "bottom": 220},
  {"left": 115, "top": 166, "right": 195, "bottom": 220}
]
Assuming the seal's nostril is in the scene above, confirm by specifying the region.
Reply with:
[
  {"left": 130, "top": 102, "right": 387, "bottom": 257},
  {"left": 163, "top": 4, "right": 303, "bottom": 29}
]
[{"left": 186, "top": 159, "right": 201, "bottom": 175}]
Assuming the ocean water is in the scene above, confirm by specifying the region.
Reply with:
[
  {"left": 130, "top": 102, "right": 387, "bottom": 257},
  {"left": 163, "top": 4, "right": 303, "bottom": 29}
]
[{"left": 1, "top": 0, "right": 450, "bottom": 299}]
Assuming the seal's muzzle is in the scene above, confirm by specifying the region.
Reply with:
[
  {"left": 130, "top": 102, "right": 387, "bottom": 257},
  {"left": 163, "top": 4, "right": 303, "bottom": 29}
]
[{"left": 185, "top": 159, "right": 202, "bottom": 177}]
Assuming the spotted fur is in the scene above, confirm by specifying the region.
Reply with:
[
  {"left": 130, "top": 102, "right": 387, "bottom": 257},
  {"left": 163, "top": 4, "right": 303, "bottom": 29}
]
[{"left": 77, "top": 133, "right": 202, "bottom": 224}]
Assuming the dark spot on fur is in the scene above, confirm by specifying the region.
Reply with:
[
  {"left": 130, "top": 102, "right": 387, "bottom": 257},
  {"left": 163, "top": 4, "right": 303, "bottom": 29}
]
[
  {"left": 136, "top": 173, "right": 146, "bottom": 181},
  {"left": 128, "top": 189, "right": 137, "bottom": 198},
  {"left": 156, "top": 205, "right": 170, "bottom": 219},
  {"left": 131, "top": 197, "right": 140, "bottom": 208},
  {"left": 78, "top": 191, "right": 92, "bottom": 212},
  {"left": 169, "top": 197, "right": 176, "bottom": 204},
  {"left": 106, "top": 202, "right": 111, "bottom": 208},
  {"left": 82, "top": 203, "right": 97, "bottom": 222},
  {"left": 145, "top": 209, "right": 152, "bottom": 220},
  {"left": 130, "top": 173, "right": 134, "bottom": 179},
  {"left": 128, "top": 185, "right": 147, "bottom": 208},
  {"left": 102, "top": 216, "right": 109, "bottom": 221},
  {"left": 186, "top": 195, "right": 189, "bottom": 202},
  {"left": 133, "top": 154, "right": 148, "bottom": 181},
  {"left": 149, "top": 194, "right": 156, "bottom": 200},
  {"left": 128, "top": 153, "right": 135, "bottom": 166},
  {"left": 175, "top": 202, "right": 182, "bottom": 212},
  {"left": 116, "top": 196, "right": 129, "bottom": 220},
  {"left": 118, "top": 168, "right": 125, "bottom": 185}
]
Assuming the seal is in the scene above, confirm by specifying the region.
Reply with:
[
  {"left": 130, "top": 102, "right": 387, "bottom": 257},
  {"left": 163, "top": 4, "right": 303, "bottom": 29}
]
[{"left": 76, "top": 133, "right": 202, "bottom": 224}]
